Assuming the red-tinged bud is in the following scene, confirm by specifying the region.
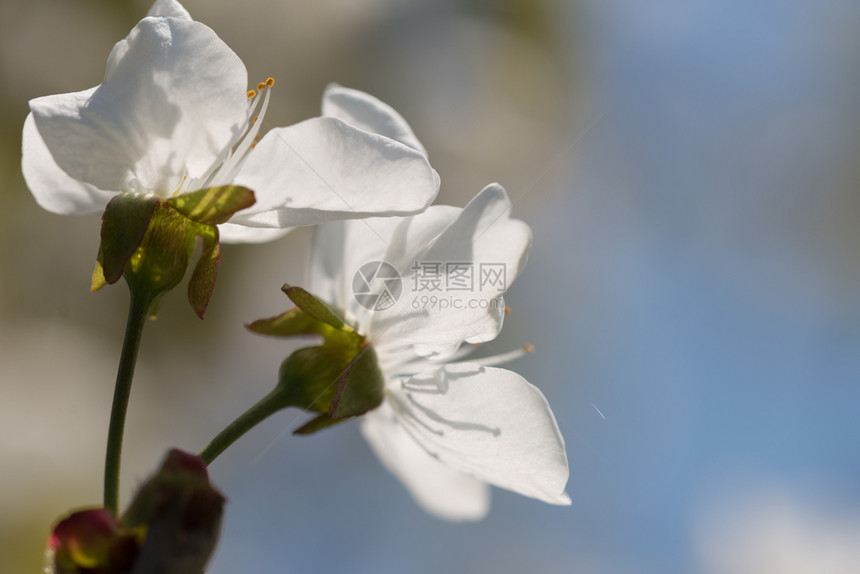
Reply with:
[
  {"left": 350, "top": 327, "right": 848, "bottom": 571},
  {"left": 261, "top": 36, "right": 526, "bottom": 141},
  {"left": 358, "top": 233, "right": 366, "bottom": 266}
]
[
  {"left": 48, "top": 450, "right": 225, "bottom": 574},
  {"left": 49, "top": 508, "right": 137, "bottom": 574},
  {"left": 160, "top": 447, "right": 210, "bottom": 480},
  {"left": 122, "top": 449, "right": 226, "bottom": 574}
]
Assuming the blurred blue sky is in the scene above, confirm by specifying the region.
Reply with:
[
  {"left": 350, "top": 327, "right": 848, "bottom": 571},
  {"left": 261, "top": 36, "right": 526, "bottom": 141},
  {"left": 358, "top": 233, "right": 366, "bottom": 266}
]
[{"left": 526, "top": 1, "right": 860, "bottom": 572}]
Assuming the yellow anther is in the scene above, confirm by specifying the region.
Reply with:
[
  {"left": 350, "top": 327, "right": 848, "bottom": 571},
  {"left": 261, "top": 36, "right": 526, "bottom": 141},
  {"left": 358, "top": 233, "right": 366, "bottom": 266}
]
[
  {"left": 266, "top": 77, "right": 275, "bottom": 87},
  {"left": 257, "top": 82, "right": 266, "bottom": 91},
  {"left": 523, "top": 344, "right": 535, "bottom": 353},
  {"left": 504, "top": 306, "right": 511, "bottom": 315},
  {"left": 247, "top": 90, "right": 256, "bottom": 99}
]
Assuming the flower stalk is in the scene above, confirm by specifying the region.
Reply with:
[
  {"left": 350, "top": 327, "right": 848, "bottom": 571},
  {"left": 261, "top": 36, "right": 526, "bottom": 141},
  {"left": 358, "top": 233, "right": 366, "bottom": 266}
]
[
  {"left": 199, "top": 388, "right": 287, "bottom": 465},
  {"left": 200, "top": 285, "right": 386, "bottom": 464},
  {"left": 103, "top": 283, "right": 158, "bottom": 514}
]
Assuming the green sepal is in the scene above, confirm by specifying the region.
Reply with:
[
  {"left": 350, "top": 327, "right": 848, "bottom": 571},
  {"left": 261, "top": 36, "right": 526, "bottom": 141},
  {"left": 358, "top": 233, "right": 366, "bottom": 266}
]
[
  {"left": 276, "top": 344, "right": 362, "bottom": 414},
  {"left": 167, "top": 185, "right": 255, "bottom": 225},
  {"left": 93, "top": 193, "right": 238, "bottom": 317},
  {"left": 187, "top": 225, "right": 220, "bottom": 319},
  {"left": 248, "top": 286, "right": 386, "bottom": 435},
  {"left": 122, "top": 201, "right": 196, "bottom": 298},
  {"left": 328, "top": 343, "right": 384, "bottom": 419},
  {"left": 91, "top": 260, "right": 107, "bottom": 292},
  {"left": 293, "top": 413, "right": 346, "bottom": 435},
  {"left": 281, "top": 283, "right": 347, "bottom": 330},
  {"left": 98, "top": 194, "right": 157, "bottom": 285},
  {"left": 247, "top": 307, "right": 334, "bottom": 338},
  {"left": 274, "top": 339, "right": 384, "bottom": 430}
]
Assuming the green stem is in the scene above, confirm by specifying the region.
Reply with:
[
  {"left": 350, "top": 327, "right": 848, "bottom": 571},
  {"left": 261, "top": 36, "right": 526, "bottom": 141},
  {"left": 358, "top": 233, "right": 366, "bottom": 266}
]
[
  {"left": 104, "top": 285, "right": 156, "bottom": 514},
  {"left": 199, "top": 388, "right": 286, "bottom": 465}
]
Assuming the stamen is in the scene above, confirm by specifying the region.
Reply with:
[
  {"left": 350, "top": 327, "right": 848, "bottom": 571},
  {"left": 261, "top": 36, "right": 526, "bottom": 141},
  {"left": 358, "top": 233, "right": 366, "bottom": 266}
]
[
  {"left": 173, "top": 174, "right": 189, "bottom": 196},
  {"left": 266, "top": 77, "right": 275, "bottom": 87},
  {"left": 208, "top": 77, "right": 273, "bottom": 186},
  {"left": 504, "top": 306, "right": 511, "bottom": 315},
  {"left": 462, "top": 344, "right": 534, "bottom": 367},
  {"left": 186, "top": 79, "right": 272, "bottom": 191},
  {"left": 443, "top": 343, "right": 480, "bottom": 362}
]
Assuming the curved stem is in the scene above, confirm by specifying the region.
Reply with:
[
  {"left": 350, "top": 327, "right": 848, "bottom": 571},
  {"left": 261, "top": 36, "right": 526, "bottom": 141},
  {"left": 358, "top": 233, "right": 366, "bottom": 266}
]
[
  {"left": 104, "top": 286, "right": 156, "bottom": 514},
  {"left": 199, "top": 388, "right": 286, "bottom": 465}
]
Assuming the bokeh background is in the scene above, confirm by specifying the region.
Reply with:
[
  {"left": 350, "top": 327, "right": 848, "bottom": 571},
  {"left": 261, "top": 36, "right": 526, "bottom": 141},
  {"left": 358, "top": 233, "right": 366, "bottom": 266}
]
[{"left": 3, "top": 0, "right": 860, "bottom": 572}]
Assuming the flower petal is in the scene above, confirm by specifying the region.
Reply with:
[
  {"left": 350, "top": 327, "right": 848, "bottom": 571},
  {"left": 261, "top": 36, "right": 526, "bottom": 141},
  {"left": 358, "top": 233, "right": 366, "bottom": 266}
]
[
  {"left": 309, "top": 218, "right": 400, "bottom": 326},
  {"left": 229, "top": 117, "right": 439, "bottom": 228},
  {"left": 309, "top": 206, "right": 460, "bottom": 330},
  {"left": 217, "top": 222, "right": 292, "bottom": 244},
  {"left": 386, "top": 363, "right": 571, "bottom": 506},
  {"left": 146, "top": 0, "right": 192, "bottom": 20},
  {"left": 322, "top": 84, "right": 428, "bottom": 156},
  {"left": 22, "top": 112, "right": 115, "bottom": 214},
  {"left": 361, "top": 402, "right": 491, "bottom": 521},
  {"left": 30, "top": 16, "right": 248, "bottom": 196},
  {"left": 370, "top": 184, "right": 533, "bottom": 354}
]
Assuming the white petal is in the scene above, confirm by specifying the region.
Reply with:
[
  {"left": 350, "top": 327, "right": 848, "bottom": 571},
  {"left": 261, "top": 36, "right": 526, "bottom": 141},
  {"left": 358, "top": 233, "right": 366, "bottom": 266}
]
[
  {"left": 217, "top": 222, "right": 293, "bottom": 244},
  {"left": 371, "top": 184, "right": 533, "bottom": 353},
  {"left": 30, "top": 17, "right": 247, "bottom": 196},
  {"left": 386, "top": 363, "right": 571, "bottom": 506},
  {"left": 146, "top": 0, "right": 192, "bottom": 20},
  {"left": 322, "top": 84, "right": 428, "bottom": 156},
  {"left": 309, "top": 219, "right": 391, "bottom": 318},
  {"left": 22, "top": 113, "right": 115, "bottom": 215},
  {"left": 229, "top": 117, "right": 439, "bottom": 228},
  {"left": 361, "top": 402, "right": 491, "bottom": 521},
  {"left": 309, "top": 217, "right": 407, "bottom": 330},
  {"left": 309, "top": 207, "right": 460, "bottom": 329}
]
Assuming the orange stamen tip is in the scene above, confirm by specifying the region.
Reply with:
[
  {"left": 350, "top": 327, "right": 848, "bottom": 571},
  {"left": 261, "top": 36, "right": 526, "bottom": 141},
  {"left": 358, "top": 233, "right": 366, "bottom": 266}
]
[
  {"left": 266, "top": 77, "right": 275, "bottom": 87},
  {"left": 523, "top": 344, "right": 535, "bottom": 354},
  {"left": 257, "top": 82, "right": 266, "bottom": 91},
  {"left": 247, "top": 90, "right": 256, "bottom": 99},
  {"left": 504, "top": 306, "right": 511, "bottom": 315}
]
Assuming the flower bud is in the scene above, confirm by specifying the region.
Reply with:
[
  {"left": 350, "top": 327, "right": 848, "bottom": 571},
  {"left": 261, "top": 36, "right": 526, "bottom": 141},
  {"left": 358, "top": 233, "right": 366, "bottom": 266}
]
[
  {"left": 47, "top": 449, "right": 224, "bottom": 574},
  {"left": 49, "top": 509, "right": 136, "bottom": 574},
  {"left": 122, "top": 449, "right": 225, "bottom": 574}
]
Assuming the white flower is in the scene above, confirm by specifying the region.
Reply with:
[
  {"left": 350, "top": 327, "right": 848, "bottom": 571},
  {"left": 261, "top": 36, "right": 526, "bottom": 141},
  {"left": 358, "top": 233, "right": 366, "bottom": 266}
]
[
  {"left": 22, "top": 0, "right": 438, "bottom": 244},
  {"left": 309, "top": 184, "right": 571, "bottom": 521}
]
